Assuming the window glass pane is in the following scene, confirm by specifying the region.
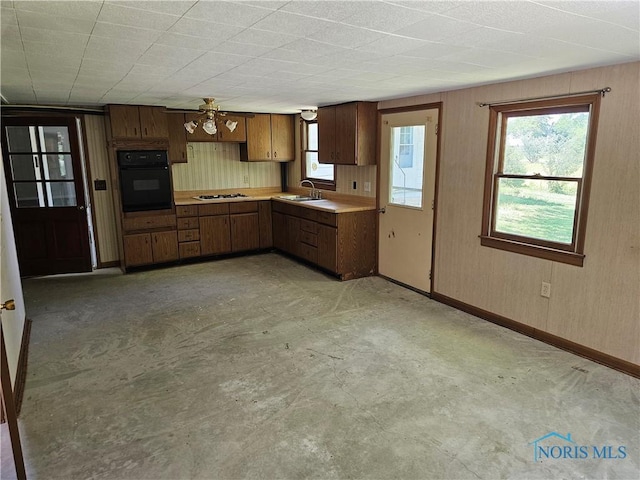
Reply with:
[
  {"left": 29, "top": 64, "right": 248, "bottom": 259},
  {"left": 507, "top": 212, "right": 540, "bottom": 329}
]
[
  {"left": 503, "top": 112, "right": 589, "bottom": 178},
  {"left": 14, "top": 183, "right": 45, "bottom": 207},
  {"left": 494, "top": 178, "right": 578, "bottom": 244},
  {"left": 390, "top": 125, "right": 425, "bottom": 208},
  {"left": 44, "top": 154, "right": 74, "bottom": 180},
  {"left": 10, "top": 155, "right": 40, "bottom": 181},
  {"left": 6, "top": 126, "right": 36, "bottom": 152},
  {"left": 305, "top": 152, "right": 334, "bottom": 181},
  {"left": 47, "top": 182, "right": 77, "bottom": 207},
  {"left": 307, "top": 123, "right": 318, "bottom": 150},
  {"left": 40, "top": 126, "right": 71, "bottom": 152}
]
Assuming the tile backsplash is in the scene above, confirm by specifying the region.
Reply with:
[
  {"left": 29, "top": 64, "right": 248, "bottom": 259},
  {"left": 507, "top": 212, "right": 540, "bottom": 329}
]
[{"left": 172, "top": 142, "right": 281, "bottom": 191}]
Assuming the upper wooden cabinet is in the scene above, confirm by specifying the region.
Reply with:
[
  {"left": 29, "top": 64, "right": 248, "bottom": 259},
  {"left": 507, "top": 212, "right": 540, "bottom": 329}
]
[
  {"left": 167, "top": 113, "right": 188, "bottom": 164},
  {"left": 318, "top": 101, "right": 377, "bottom": 166},
  {"left": 108, "top": 105, "right": 169, "bottom": 140},
  {"left": 240, "top": 113, "right": 294, "bottom": 162},
  {"left": 183, "top": 112, "right": 247, "bottom": 143}
]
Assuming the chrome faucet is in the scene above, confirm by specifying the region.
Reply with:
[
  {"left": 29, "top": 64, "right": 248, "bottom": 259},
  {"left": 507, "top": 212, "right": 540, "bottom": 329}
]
[{"left": 300, "top": 179, "right": 321, "bottom": 199}]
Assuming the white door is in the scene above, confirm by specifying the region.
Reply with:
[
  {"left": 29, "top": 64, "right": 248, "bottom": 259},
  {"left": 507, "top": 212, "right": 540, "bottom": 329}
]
[{"left": 378, "top": 109, "right": 438, "bottom": 293}]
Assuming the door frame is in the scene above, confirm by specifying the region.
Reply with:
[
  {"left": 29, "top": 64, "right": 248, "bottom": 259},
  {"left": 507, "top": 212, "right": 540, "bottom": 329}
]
[{"left": 376, "top": 102, "right": 443, "bottom": 294}]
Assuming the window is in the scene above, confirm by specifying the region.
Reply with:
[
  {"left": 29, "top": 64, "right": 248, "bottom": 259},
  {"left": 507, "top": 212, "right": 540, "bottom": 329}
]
[
  {"left": 398, "top": 126, "right": 414, "bottom": 168},
  {"left": 302, "top": 120, "right": 335, "bottom": 189},
  {"left": 481, "top": 94, "right": 601, "bottom": 266}
]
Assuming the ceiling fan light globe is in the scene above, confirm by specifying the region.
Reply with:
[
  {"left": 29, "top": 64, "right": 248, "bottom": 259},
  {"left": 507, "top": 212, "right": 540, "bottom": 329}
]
[
  {"left": 301, "top": 110, "right": 317, "bottom": 121},
  {"left": 225, "top": 120, "right": 238, "bottom": 132},
  {"left": 203, "top": 119, "right": 217, "bottom": 135},
  {"left": 184, "top": 120, "right": 197, "bottom": 134}
]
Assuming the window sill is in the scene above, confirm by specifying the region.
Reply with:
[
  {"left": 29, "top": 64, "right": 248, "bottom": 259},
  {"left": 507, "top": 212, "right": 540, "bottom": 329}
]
[{"left": 479, "top": 236, "right": 585, "bottom": 267}]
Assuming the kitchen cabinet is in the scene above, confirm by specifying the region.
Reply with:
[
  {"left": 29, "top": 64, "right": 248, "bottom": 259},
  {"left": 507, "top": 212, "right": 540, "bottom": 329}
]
[
  {"left": 271, "top": 201, "right": 376, "bottom": 280},
  {"left": 151, "top": 231, "right": 179, "bottom": 263},
  {"left": 108, "top": 105, "right": 169, "bottom": 140},
  {"left": 230, "top": 202, "right": 260, "bottom": 252},
  {"left": 240, "top": 113, "right": 294, "bottom": 162},
  {"left": 176, "top": 205, "right": 200, "bottom": 258},
  {"left": 318, "top": 101, "right": 377, "bottom": 166},
  {"left": 183, "top": 113, "right": 247, "bottom": 143},
  {"left": 123, "top": 231, "right": 178, "bottom": 267},
  {"left": 199, "top": 208, "right": 232, "bottom": 256},
  {"left": 258, "top": 201, "right": 273, "bottom": 248},
  {"left": 167, "top": 113, "right": 188, "bottom": 163}
]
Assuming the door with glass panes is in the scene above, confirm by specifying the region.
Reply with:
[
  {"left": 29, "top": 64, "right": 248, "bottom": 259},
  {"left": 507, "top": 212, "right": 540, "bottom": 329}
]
[{"left": 1, "top": 117, "right": 91, "bottom": 276}]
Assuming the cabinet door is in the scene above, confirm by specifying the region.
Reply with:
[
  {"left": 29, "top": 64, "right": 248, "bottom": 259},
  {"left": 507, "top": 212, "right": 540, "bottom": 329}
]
[
  {"left": 217, "top": 114, "right": 247, "bottom": 142},
  {"left": 139, "top": 106, "right": 169, "bottom": 139},
  {"left": 270, "top": 114, "right": 294, "bottom": 161},
  {"left": 334, "top": 103, "right": 357, "bottom": 165},
  {"left": 109, "top": 105, "right": 141, "bottom": 139},
  {"left": 199, "top": 215, "right": 231, "bottom": 255},
  {"left": 231, "top": 213, "right": 260, "bottom": 252},
  {"left": 167, "top": 113, "right": 188, "bottom": 163},
  {"left": 287, "top": 215, "right": 301, "bottom": 257},
  {"left": 258, "top": 201, "right": 273, "bottom": 248},
  {"left": 123, "top": 233, "right": 152, "bottom": 266},
  {"left": 317, "top": 224, "right": 338, "bottom": 272},
  {"left": 272, "top": 212, "right": 288, "bottom": 252},
  {"left": 151, "top": 230, "right": 178, "bottom": 263},
  {"left": 317, "top": 106, "right": 336, "bottom": 164},
  {"left": 245, "top": 114, "right": 273, "bottom": 161}
]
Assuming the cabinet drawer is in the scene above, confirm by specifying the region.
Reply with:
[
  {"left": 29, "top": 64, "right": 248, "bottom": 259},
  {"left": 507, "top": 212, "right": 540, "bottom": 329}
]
[
  {"left": 176, "top": 205, "right": 198, "bottom": 217},
  {"left": 199, "top": 203, "right": 230, "bottom": 216},
  {"left": 178, "top": 229, "right": 200, "bottom": 242},
  {"left": 300, "top": 219, "right": 318, "bottom": 234},
  {"left": 177, "top": 217, "right": 199, "bottom": 229},
  {"left": 179, "top": 242, "right": 201, "bottom": 258},
  {"left": 299, "top": 230, "right": 318, "bottom": 247},
  {"left": 298, "top": 242, "right": 318, "bottom": 263},
  {"left": 316, "top": 210, "right": 337, "bottom": 227},
  {"left": 229, "top": 201, "right": 258, "bottom": 214},
  {"left": 123, "top": 214, "right": 176, "bottom": 232}
]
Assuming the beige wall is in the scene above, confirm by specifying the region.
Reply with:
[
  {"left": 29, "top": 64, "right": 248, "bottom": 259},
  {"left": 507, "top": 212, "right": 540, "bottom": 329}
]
[
  {"left": 173, "top": 142, "right": 281, "bottom": 191},
  {"left": 380, "top": 62, "right": 640, "bottom": 365},
  {"left": 83, "top": 115, "right": 119, "bottom": 265}
]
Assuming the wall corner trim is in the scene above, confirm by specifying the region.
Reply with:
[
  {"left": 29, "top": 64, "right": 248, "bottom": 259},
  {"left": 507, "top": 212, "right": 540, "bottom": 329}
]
[
  {"left": 0, "top": 318, "right": 31, "bottom": 423},
  {"left": 431, "top": 292, "right": 639, "bottom": 379}
]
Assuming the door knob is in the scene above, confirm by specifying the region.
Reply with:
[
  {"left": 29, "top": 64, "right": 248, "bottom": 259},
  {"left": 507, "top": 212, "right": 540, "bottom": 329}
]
[
  {"left": 378, "top": 207, "right": 386, "bottom": 214},
  {"left": 1, "top": 299, "right": 15, "bottom": 311},
  {"left": 78, "top": 205, "right": 85, "bottom": 210}
]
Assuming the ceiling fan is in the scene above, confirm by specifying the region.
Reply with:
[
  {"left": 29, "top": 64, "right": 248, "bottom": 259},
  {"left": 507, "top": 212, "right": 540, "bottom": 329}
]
[{"left": 172, "top": 98, "right": 252, "bottom": 136}]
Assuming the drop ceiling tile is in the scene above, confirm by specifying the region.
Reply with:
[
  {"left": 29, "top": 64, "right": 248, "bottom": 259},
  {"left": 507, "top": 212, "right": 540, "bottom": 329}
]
[
  {"left": 14, "top": 0, "right": 102, "bottom": 20},
  {"left": 340, "top": 2, "right": 431, "bottom": 33},
  {"left": 1, "top": 86, "right": 37, "bottom": 104},
  {"left": 1, "top": 6, "right": 17, "bottom": 25},
  {"left": 84, "top": 36, "right": 152, "bottom": 62},
  {"left": 18, "top": 26, "right": 90, "bottom": 47},
  {"left": 308, "top": 24, "right": 386, "bottom": 48},
  {"left": 128, "top": 63, "right": 183, "bottom": 77},
  {"left": 209, "top": 41, "right": 274, "bottom": 57},
  {"left": 439, "top": 48, "right": 536, "bottom": 69},
  {"left": 250, "top": 11, "right": 333, "bottom": 37},
  {"left": 189, "top": 51, "right": 253, "bottom": 69},
  {"left": 399, "top": 43, "right": 471, "bottom": 60},
  {"left": 136, "top": 44, "right": 206, "bottom": 69},
  {"left": 183, "top": 1, "right": 274, "bottom": 27},
  {"left": 535, "top": 1, "right": 637, "bottom": 21},
  {"left": 385, "top": 1, "right": 467, "bottom": 15},
  {"left": 280, "top": 0, "right": 373, "bottom": 22},
  {"left": 394, "top": 14, "right": 480, "bottom": 42},
  {"left": 92, "top": 22, "right": 164, "bottom": 44},
  {"left": 25, "top": 51, "right": 82, "bottom": 70},
  {"left": 591, "top": 3, "right": 640, "bottom": 30},
  {"left": 74, "top": 76, "right": 123, "bottom": 89},
  {"left": 78, "top": 59, "right": 134, "bottom": 74},
  {"left": 168, "top": 17, "right": 244, "bottom": 41},
  {"left": 155, "top": 32, "right": 218, "bottom": 50},
  {"left": 107, "top": 1, "right": 197, "bottom": 16},
  {"left": 1, "top": 24, "right": 22, "bottom": 50},
  {"left": 0, "top": 49, "right": 27, "bottom": 68},
  {"left": 226, "top": 28, "right": 300, "bottom": 48},
  {"left": 16, "top": 9, "right": 96, "bottom": 34},
  {"left": 357, "top": 36, "right": 429, "bottom": 55},
  {"left": 97, "top": 3, "right": 181, "bottom": 31}
]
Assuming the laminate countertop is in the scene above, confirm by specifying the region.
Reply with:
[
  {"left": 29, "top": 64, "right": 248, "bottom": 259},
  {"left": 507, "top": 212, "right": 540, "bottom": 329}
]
[{"left": 173, "top": 189, "right": 376, "bottom": 214}]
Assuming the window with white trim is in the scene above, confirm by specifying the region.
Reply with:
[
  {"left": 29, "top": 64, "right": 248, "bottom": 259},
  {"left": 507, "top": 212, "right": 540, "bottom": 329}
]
[{"left": 302, "top": 120, "right": 335, "bottom": 188}]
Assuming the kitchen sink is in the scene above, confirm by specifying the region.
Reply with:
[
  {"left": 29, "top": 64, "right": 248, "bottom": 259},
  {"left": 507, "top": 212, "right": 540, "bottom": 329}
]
[{"left": 278, "top": 195, "right": 319, "bottom": 202}]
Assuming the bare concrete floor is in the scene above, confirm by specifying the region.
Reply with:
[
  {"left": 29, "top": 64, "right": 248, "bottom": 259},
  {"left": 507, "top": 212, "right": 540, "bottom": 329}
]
[{"left": 8, "top": 253, "right": 640, "bottom": 479}]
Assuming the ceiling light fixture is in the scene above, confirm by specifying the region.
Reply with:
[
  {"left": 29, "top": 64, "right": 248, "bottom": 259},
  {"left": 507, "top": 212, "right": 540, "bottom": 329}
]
[
  {"left": 183, "top": 98, "right": 235, "bottom": 136},
  {"left": 300, "top": 109, "right": 317, "bottom": 121}
]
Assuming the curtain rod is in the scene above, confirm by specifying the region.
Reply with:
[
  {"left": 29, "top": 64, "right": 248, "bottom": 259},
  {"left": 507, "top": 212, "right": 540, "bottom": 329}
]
[{"left": 478, "top": 87, "right": 611, "bottom": 108}]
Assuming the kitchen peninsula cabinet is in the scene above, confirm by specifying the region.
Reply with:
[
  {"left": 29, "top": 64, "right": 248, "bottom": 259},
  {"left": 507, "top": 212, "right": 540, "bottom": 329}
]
[
  {"left": 240, "top": 114, "right": 294, "bottom": 162},
  {"left": 271, "top": 201, "right": 376, "bottom": 280},
  {"left": 108, "top": 105, "right": 169, "bottom": 140},
  {"left": 317, "top": 101, "right": 377, "bottom": 165}
]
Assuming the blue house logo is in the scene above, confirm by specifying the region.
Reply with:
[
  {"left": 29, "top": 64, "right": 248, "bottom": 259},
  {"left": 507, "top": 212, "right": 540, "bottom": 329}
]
[{"left": 529, "top": 432, "right": 627, "bottom": 462}]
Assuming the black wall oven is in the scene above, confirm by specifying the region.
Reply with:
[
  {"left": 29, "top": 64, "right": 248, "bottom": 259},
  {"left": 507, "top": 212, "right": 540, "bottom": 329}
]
[{"left": 118, "top": 150, "right": 172, "bottom": 212}]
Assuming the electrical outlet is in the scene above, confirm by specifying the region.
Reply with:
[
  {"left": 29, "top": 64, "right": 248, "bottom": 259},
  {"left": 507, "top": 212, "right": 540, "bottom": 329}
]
[
  {"left": 352, "top": 181, "right": 357, "bottom": 190},
  {"left": 243, "top": 175, "right": 250, "bottom": 185},
  {"left": 364, "top": 181, "right": 371, "bottom": 192},
  {"left": 541, "top": 281, "right": 551, "bottom": 298}
]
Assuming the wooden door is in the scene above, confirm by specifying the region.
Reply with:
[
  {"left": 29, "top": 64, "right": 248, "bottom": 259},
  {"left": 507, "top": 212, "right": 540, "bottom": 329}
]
[
  {"left": 334, "top": 103, "right": 357, "bottom": 165},
  {"left": 167, "top": 113, "right": 188, "bottom": 163},
  {"left": 108, "top": 105, "right": 141, "bottom": 139},
  {"left": 2, "top": 117, "right": 92, "bottom": 276},
  {"left": 317, "top": 224, "right": 337, "bottom": 272},
  {"left": 151, "top": 230, "right": 178, "bottom": 263},
  {"left": 245, "top": 114, "right": 272, "bottom": 161},
  {"left": 270, "top": 114, "right": 294, "bottom": 161},
  {"left": 199, "top": 215, "right": 231, "bottom": 255},
  {"left": 258, "top": 201, "right": 273, "bottom": 248},
  {"left": 217, "top": 114, "right": 246, "bottom": 142},
  {"left": 317, "top": 106, "right": 336, "bottom": 163},
  {"left": 123, "top": 233, "right": 152, "bottom": 266},
  {"left": 231, "top": 213, "right": 259, "bottom": 252},
  {"left": 139, "top": 106, "right": 168, "bottom": 139},
  {"left": 272, "top": 212, "right": 288, "bottom": 251},
  {"left": 378, "top": 109, "right": 438, "bottom": 293}
]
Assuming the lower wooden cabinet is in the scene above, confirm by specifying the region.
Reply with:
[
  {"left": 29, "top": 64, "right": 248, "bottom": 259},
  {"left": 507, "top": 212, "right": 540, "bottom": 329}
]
[
  {"left": 231, "top": 213, "right": 259, "bottom": 252},
  {"left": 200, "top": 215, "right": 231, "bottom": 255},
  {"left": 258, "top": 201, "right": 273, "bottom": 248},
  {"left": 123, "top": 231, "right": 178, "bottom": 267},
  {"left": 317, "top": 224, "right": 337, "bottom": 272}
]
